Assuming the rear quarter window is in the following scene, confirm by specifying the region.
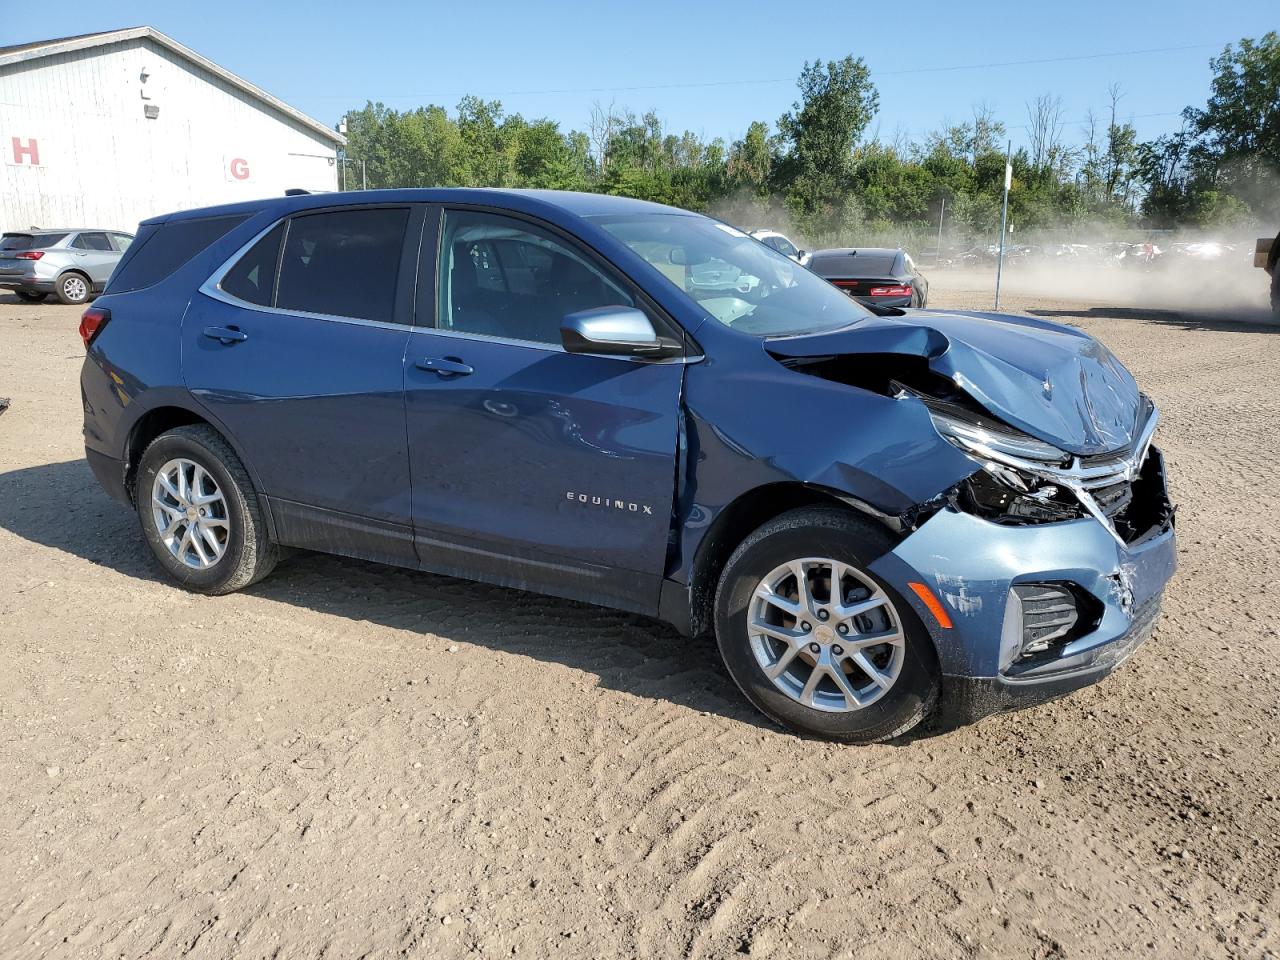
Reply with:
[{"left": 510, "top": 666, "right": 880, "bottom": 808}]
[
  {"left": 220, "top": 223, "right": 285, "bottom": 306},
  {"left": 1, "top": 233, "right": 68, "bottom": 250},
  {"left": 106, "top": 214, "right": 249, "bottom": 294}
]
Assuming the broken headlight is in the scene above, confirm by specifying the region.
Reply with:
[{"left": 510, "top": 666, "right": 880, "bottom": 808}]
[
  {"left": 962, "top": 465, "right": 1084, "bottom": 523},
  {"left": 926, "top": 406, "right": 1089, "bottom": 525},
  {"left": 926, "top": 405, "right": 1068, "bottom": 464}
]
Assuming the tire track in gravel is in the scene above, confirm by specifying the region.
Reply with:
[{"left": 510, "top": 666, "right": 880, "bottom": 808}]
[{"left": 4, "top": 296, "right": 1280, "bottom": 959}]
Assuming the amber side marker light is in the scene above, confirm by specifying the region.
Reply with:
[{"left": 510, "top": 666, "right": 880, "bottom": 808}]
[{"left": 908, "top": 581, "right": 954, "bottom": 629}]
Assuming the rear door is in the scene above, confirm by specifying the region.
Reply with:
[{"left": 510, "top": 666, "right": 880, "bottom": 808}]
[
  {"left": 70, "top": 232, "right": 119, "bottom": 286},
  {"left": 183, "top": 204, "right": 423, "bottom": 565},
  {"left": 402, "top": 206, "right": 685, "bottom": 615}
]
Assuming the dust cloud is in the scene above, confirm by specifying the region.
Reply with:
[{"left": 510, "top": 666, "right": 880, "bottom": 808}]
[{"left": 937, "top": 253, "right": 1274, "bottom": 321}]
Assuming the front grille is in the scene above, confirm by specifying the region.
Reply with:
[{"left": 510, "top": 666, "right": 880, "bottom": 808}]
[
  {"left": 1092, "top": 480, "right": 1134, "bottom": 518},
  {"left": 1016, "top": 438, "right": 1171, "bottom": 544},
  {"left": 1110, "top": 448, "right": 1175, "bottom": 544}
]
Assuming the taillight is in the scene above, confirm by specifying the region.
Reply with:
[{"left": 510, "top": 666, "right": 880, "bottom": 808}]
[
  {"left": 16, "top": 250, "right": 44, "bottom": 260},
  {"left": 867, "top": 285, "right": 912, "bottom": 297},
  {"left": 79, "top": 307, "right": 110, "bottom": 348}
]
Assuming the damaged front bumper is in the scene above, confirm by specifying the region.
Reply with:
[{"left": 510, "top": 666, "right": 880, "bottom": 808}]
[{"left": 869, "top": 464, "right": 1176, "bottom": 725}]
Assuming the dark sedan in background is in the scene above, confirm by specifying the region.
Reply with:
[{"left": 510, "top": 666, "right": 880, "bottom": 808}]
[{"left": 808, "top": 248, "right": 929, "bottom": 308}]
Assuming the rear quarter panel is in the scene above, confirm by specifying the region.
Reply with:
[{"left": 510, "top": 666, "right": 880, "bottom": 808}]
[{"left": 81, "top": 211, "right": 282, "bottom": 479}]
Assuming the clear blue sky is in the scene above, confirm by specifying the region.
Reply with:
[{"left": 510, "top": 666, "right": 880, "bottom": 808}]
[{"left": 8, "top": 0, "right": 1274, "bottom": 150}]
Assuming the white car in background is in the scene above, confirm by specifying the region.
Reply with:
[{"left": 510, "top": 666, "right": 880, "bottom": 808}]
[{"left": 748, "top": 229, "right": 811, "bottom": 266}]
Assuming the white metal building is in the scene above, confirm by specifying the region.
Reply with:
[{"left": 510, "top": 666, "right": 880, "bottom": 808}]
[{"left": 0, "top": 26, "right": 344, "bottom": 234}]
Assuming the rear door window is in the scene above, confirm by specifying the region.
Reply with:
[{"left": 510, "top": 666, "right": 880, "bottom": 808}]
[
  {"left": 274, "top": 208, "right": 409, "bottom": 323},
  {"left": 73, "top": 232, "right": 114, "bottom": 251}
]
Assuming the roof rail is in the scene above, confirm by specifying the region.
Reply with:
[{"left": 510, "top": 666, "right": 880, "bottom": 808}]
[{"left": 284, "top": 188, "right": 311, "bottom": 197}]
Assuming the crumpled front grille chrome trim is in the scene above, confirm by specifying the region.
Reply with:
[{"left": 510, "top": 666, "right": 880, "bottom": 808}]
[{"left": 938, "top": 404, "right": 1160, "bottom": 546}]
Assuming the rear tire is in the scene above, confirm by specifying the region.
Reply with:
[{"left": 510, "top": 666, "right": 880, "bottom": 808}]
[
  {"left": 16, "top": 291, "right": 46, "bottom": 303},
  {"left": 135, "top": 424, "right": 278, "bottom": 594},
  {"left": 714, "top": 507, "right": 940, "bottom": 743},
  {"left": 1271, "top": 269, "right": 1279, "bottom": 319},
  {"left": 55, "top": 272, "right": 90, "bottom": 305}
]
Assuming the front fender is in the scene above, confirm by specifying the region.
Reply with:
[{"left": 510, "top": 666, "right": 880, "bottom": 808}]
[{"left": 669, "top": 354, "right": 978, "bottom": 587}]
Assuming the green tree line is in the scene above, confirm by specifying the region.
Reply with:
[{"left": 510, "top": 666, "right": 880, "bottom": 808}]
[{"left": 340, "top": 33, "right": 1279, "bottom": 247}]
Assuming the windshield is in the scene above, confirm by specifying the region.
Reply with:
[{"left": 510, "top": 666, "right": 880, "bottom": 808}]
[{"left": 595, "top": 214, "right": 871, "bottom": 336}]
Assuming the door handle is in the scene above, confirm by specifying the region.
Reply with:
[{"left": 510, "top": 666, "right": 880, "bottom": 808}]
[
  {"left": 203, "top": 325, "right": 248, "bottom": 344},
  {"left": 415, "top": 356, "right": 473, "bottom": 377}
]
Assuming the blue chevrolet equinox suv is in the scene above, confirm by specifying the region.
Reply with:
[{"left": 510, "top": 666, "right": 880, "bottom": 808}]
[{"left": 79, "top": 189, "right": 1176, "bottom": 742}]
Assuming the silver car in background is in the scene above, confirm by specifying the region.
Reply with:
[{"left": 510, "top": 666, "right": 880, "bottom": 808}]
[
  {"left": 0, "top": 229, "right": 134, "bottom": 304},
  {"left": 748, "top": 229, "right": 811, "bottom": 266}
]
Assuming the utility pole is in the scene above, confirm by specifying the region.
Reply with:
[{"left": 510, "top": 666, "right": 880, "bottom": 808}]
[
  {"left": 994, "top": 140, "right": 1012, "bottom": 311},
  {"left": 935, "top": 196, "right": 946, "bottom": 266},
  {"left": 337, "top": 119, "right": 349, "bottom": 192},
  {"left": 361, "top": 159, "right": 367, "bottom": 191}
]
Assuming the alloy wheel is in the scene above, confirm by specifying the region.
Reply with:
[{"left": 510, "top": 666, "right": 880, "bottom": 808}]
[
  {"left": 748, "top": 557, "right": 906, "bottom": 712},
  {"left": 62, "top": 276, "right": 88, "bottom": 302},
  {"left": 151, "top": 458, "right": 230, "bottom": 568}
]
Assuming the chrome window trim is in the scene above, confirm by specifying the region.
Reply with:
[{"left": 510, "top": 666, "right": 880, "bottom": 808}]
[
  {"left": 406, "top": 321, "right": 695, "bottom": 365},
  {"left": 200, "top": 208, "right": 699, "bottom": 360},
  {"left": 408, "top": 324, "right": 564, "bottom": 354},
  {"left": 198, "top": 214, "right": 413, "bottom": 333}
]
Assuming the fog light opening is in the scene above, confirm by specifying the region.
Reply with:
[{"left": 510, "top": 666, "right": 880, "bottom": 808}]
[{"left": 1001, "top": 582, "right": 1103, "bottom": 671}]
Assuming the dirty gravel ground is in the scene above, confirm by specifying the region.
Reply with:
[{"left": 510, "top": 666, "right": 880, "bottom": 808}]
[{"left": 1, "top": 272, "right": 1278, "bottom": 959}]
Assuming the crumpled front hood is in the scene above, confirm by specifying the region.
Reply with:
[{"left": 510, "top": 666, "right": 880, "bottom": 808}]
[{"left": 766, "top": 310, "right": 1143, "bottom": 456}]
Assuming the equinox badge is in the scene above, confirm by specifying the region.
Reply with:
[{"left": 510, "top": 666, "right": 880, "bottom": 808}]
[{"left": 566, "top": 491, "right": 653, "bottom": 515}]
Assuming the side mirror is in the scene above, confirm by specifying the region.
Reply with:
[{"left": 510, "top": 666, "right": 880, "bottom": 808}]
[
  {"left": 797, "top": 250, "right": 807, "bottom": 259},
  {"left": 667, "top": 248, "right": 688, "bottom": 266},
  {"left": 560, "top": 306, "right": 681, "bottom": 359}
]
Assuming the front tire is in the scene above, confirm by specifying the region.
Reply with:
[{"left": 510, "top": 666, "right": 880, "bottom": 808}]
[
  {"left": 135, "top": 424, "right": 278, "bottom": 594},
  {"left": 55, "top": 272, "right": 90, "bottom": 305},
  {"left": 714, "top": 507, "right": 940, "bottom": 743}
]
